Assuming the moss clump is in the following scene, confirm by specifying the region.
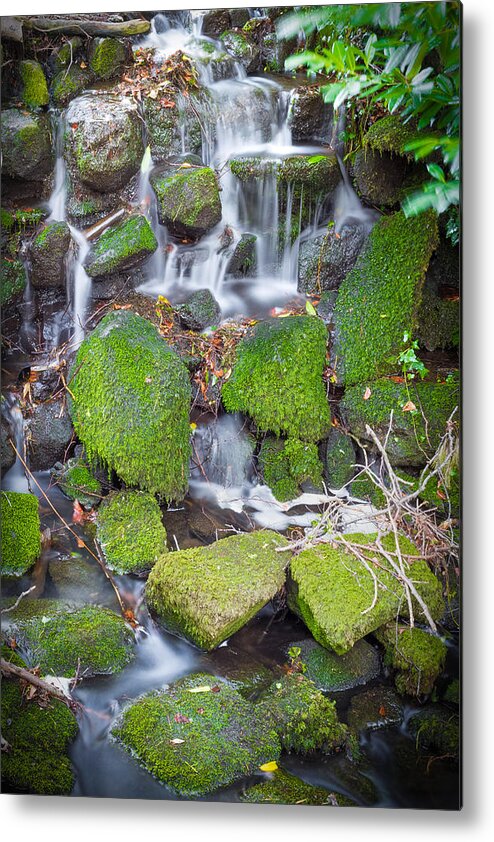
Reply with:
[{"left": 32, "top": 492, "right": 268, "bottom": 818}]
[
  {"left": 350, "top": 473, "right": 387, "bottom": 508},
  {"left": 1, "top": 258, "right": 26, "bottom": 306},
  {"left": 1, "top": 679, "right": 78, "bottom": 794},
  {"left": 53, "top": 37, "right": 83, "bottom": 72},
  {"left": 151, "top": 166, "right": 222, "bottom": 239},
  {"left": 324, "top": 427, "right": 356, "bottom": 489},
  {"left": 223, "top": 316, "right": 330, "bottom": 442},
  {"left": 258, "top": 674, "right": 347, "bottom": 754},
  {"left": 51, "top": 66, "right": 93, "bottom": 107},
  {"left": 1, "top": 491, "right": 41, "bottom": 576},
  {"left": 417, "top": 286, "right": 460, "bottom": 351},
  {"left": 112, "top": 672, "right": 281, "bottom": 796},
  {"left": 54, "top": 457, "right": 102, "bottom": 507},
  {"left": 1, "top": 109, "right": 53, "bottom": 182},
  {"left": 146, "top": 531, "right": 288, "bottom": 650},
  {"left": 3, "top": 599, "right": 135, "bottom": 677},
  {"left": 19, "top": 60, "right": 49, "bottom": 108},
  {"left": 331, "top": 210, "right": 439, "bottom": 385},
  {"left": 259, "top": 436, "right": 323, "bottom": 501},
  {"left": 241, "top": 769, "right": 351, "bottom": 806},
  {"left": 364, "top": 115, "right": 421, "bottom": 158},
  {"left": 229, "top": 156, "right": 277, "bottom": 181},
  {"left": 287, "top": 532, "right": 444, "bottom": 655},
  {"left": 85, "top": 214, "right": 158, "bottom": 278},
  {"left": 408, "top": 706, "right": 459, "bottom": 758},
  {"left": 377, "top": 624, "right": 447, "bottom": 698},
  {"left": 97, "top": 490, "right": 168, "bottom": 575},
  {"left": 443, "top": 679, "right": 460, "bottom": 706},
  {"left": 341, "top": 376, "right": 460, "bottom": 467},
  {"left": 287, "top": 638, "right": 381, "bottom": 692},
  {"left": 278, "top": 154, "right": 340, "bottom": 195},
  {"left": 222, "top": 30, "right": 254, "bottom": 59},
  {"left": 69, "top": 310, "right": 191, "bottom": 501},
  {"left": 89, "top": 37, "right": 126, "bottom": 79}
]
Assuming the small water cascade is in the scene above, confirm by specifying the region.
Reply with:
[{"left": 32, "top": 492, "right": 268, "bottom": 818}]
[
  {"left": 47, "top": 116, "right": 67, "bottom": 224},
  {"left": 1, "top": 395, "right": 29, "bottom": 493},
  {"left": 333, "top": 155, "right": 380, "bottom": 234},
  {"left": 68, "top": 226, "right": 92, "bottom": 347}
]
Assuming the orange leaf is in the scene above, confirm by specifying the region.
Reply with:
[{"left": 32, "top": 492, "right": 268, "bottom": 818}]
[
  {"left": 390, "top": 375, "right": 405, "bottom": 383},
  {"left": 363, "top": 387, "right": 372, "bottom": 400},
  {"left": 402, "top": 400, "right": 417, "bottom": 412},
  {"left": 72, "top": 500, "right": 85, "bottom": 524},
  {"left": 379, "top": 705, "right": 386, "bottom": 716}
]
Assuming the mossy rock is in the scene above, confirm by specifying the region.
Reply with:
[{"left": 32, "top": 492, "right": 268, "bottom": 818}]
[
  {"left": 29, "top": 221, "right": 72, "bottom": 288},
  {"left": 258, "top": 436, "right": 324, "bottom": 501},
  {"left": 1, "top": 491, "right": 41, "bottom": 576},
  {"left": 363, "top": 115, "right": 421, "bottom": 159},
  {"left": 222, "top": 315, "right": 331, "bottom": 442},
  {"left": 51, "top": 66, "right": 94, "bottom": 107},
  {"left": 2, "top": 599, "right": 135, "bottom": 678},
  {"left": 97, "top": 490, "right": 168, "bottom": 575},
  {"left": 112, "top": 672, "right": 281, "bottom": 796},
  {"left": 52, "top": 456, "right": 102, "bottom": 508},
  {"left": 340, "top": 376, "right": 460, "bottom": 467},
  {"left": 1, "top": 258, "right": 26, "bottom": 306},
  {"left": 69, "top": 310, "right": 191, "bottom": 501},
  {"left": 1, "top": 109, "right": 54, "bottom": 181},
  {"left": 1, "top": 679, "right": 78, "bottom": 795},
  {"left": 176, "top": 288, "right": 221, "bottom": 331},
  {"left": 48, "top": 555, "right": 105, "bottom": 603},
  {"left": 347, "top": 685, "right": 404, "bottom": 732},
  {"left": 19, "top": 60, "right": 49, "bottom": 108},
  {"left": 229, "top": 156, "right": 277, "bottom": 182},
  {"left": 298, "top": 225, "right": 367, "bottom": 295},
  {"left": 408, "top": 706, "right": 459, "bottom": 758},
  {"left": 324, "top": 427, "right": 356, "bottom": 489},
  {"left": 287, "top": 638, "right": 381, "bottom": 692},
  {"left": 85, "top": 214, "right": 158, "bottom": 279},
  {"left": 241, "top": 768, "right": 351, "bottom": 806},
  {"left": 1, "top": 415, "right": 16, "bottom": 474},
  {"left": 221, "top": 30, "right": 260, "bottom": 73},
  {"left": 349, "top": 473, "right": 387, "bottom": 508},
  {"left": 287, "top": 532, "right": 444, "bottom": 655},
  {"left": 225, "top": 233, "right": 257, "bottom": 278},
  {"left": 331, "top": 210, "right": 439, "bottom": 385},
  {"left": 88, "top": 37, "right": 126, "bottom": 80},
  {"left": 258, "top": 673, "right": 347, "bottom": 754},
  {"left": 416, "top": 285, "right": 460, "bottom": 352},
  {"left": 443, "top": 678, "right": 460, "bottom": 706},
  {"left": 53, "top": 37, "right": 84, "bottom": 72},
  {"left": 353, "top": 148, "right": 410, "bottom": 207},
  {"left": 376, "top": 624, "right": 447, "bottom": 698},
  {"left": 278, "top": 154, "right": 341, "bottom": 196},
  {"left": 151, "top": 166, "right": 222, "bottom": 240},
  {"left": 146, "top": 530, "right": 288, "bottom": 650}
]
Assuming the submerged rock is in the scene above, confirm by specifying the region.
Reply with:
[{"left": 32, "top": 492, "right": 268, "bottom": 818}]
[
  {"left": 112, "top": 672, "right": 282, "bottom": 796},
  {"left": 1, "top": 109, "right": 53, "bottom": 182},
  {"left": 69, "top": 310, "right": 191, "bottom": 501},
  {"left": 151, "top": 165, "right": 222, "bottom": 240},
  {"left": 347, "top": 685, "right": 404, "bottom": 732},
  {"left": 146, "top": 530, "right": 288, "bottom": 650},
  {"left": 29, "top": 221, "right": 72, "bottom": 288},
  {"left": 97, "top": 490, "right": 168, "bottom": 575},
  {"left": 26, "top": 398, "right": 74, "bottom": 471},
  {"left": 377, "top": 624, "right": 447, "bottom": 698},
  {"left": 287, "top": 638, "right": 381, "bottom": 692},
  {"left": 0, "top": 491, "right": 41, "bottom": 577},
  {"left": 297, "top": 224, "right": 367, "bottom": 294},
  {"left": 84, "top": 214, "right": 158, "bottom": 279},
  {"left": 48, "top": 555, "right": 105, "bottom": 603},
  {"left": 241, "top": 768, "right": 352, "bottom": 806},
  {"left": 176, "top": 288, "right": 221, "bottom": 331}
]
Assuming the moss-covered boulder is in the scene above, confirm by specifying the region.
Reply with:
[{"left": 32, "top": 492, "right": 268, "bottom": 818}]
[
  {"left": 278, "top": 154, "right": 341, "bottom": 197},
  {"left": 1, "top": 258, "right": 26, "bottom": 306},
  {"left": 225, "top": 233, "right": 257, "bottom": 277},
  {"left": 52, "top": 37, "right": 84, "bottom": 73},
  {"left": 69, "top": 310, "right": 191, "bottom": 501},
  {"left": 363, "top": 114, "right": 420, "bottom": 158},
  {"left": 331, "top": 210, "right": 439, "bottom": 385},
  {"left": 241, "top": 768, "right": 351, "bottom": 806},
  {"left": 112, "top": 672, "right": 281, "bottom": 796},
  {"left": 1, "top": 491, "right": 41, "bottom": 576},
  {"left": 258, "top": 436, "right": 324, "bottom": 501},
  {"left": 176, "top": 288, "right": 221, "bottom": 331},
  {"left": 1, "top": 676, "right": 78, "bottom": 795},
  {"left": 353, "top": 149, "right": 410, "bottom": 207},
  {"left": 146, "top": 530, "right": 288, "bottom": 650},
  {"left": 323, "top": 427, "right": 356, "bottom": 489},
  {"left": 88, "top": 37, "right": 126, "bottom": 79},
  {"left": 29, "top": 221, "right": 72, "bottom": 288},
  {"left": 221, "top": 30, "right": 260, "bottom": 73},
  {"left": 340, "top": 376, "right": 460, "bottom": 467},
  {"left": 222, "top": 315, "right": 331, "bottom": 441},
  {"left": 51, "top": 456, "right": 102, "bottom": 509},
  {"left": 97, "top": 490, "right": 168, "bottom": 575},
  {"left": 19, "top": 60, "right": 49, "bottom": 108},
  {"left": 287, "top": 638, "right": 381, "bottom": 692},
  {"left": 408, "top": 706, "right": 459, "bottom": 758},
  {"left": 1, "top": 109, "right": 53, "bottom": 181},
  {"left": 151, "top": 166, "right": 222, "bottom": 240},
  {"left": 287, "top": 533, "right": 444, "bottom": 655},
  {"left": 258, "top": 674, "right": 347, "bottom": 754},
  {"left": 84, "top": 214, "right": 157, "bottom": 279},
  {"left": 65, "top": 94, "right": 143, "bottom": 192},
  {"left": 416, "top": 285, "right": 460, "bottom": 352},
  {"left": 377, "top": 623, "right": 447, "bottom": 698},
  {"left": 347, "top": 685, "right": 404, "bottom": 732},
  {"left": 51, "top": 66, "right": 94, "bottom": 107},
  {"left": 2, "top": 599, "right": 135, "bottom": 677},
  {"left": 297, "top": 224, "right": 367, "bottom": 294}
]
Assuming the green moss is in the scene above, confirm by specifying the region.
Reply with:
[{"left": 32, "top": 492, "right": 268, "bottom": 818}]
[
  {"left": 241, "top": 768, "right": 351, "bottom": 806},
  {"left": 1, "top": 491, "right": 40, "bottom": 576},
  {"left": 147, "top": 530, "right": 288, "bottom": 650},
  {"left": 1, "top": 258, "right": 26, "bottom": 306},
  {"left": 32, "top": 220, "right": 68, "bottom": 250},
  {"left": 1, "top": 208, "right": 14, "bottom": 231},
  {"left": 417, "top": 286, "right": 460, "bottom": 351},
  {"left": 278, "top": 154, "right": 340, "bottom": 194},
  {"left": 324, "top": 427, "right": 356, "bottom": 489},
  {"left": 350, "top": 473, "right": 387, "bottom": 508},
  {"left": 287, "top": 532, "right": 444, "bottom": 655},
  {"left": 259, "top": 674, "right": 347, "bottom": 754},
  {"left": 409, "top": 706, "right": 459, "bottom": 757},
  {"left": 229, "top": 157, "right": 276, "bottom": 182},
  {"left": 69, "top": 310, "right": 191, "bottom": 501},
  {"left": 222, "top": 30, "right": 252, "bottom": 59},
  {"left": 377, "top": 624, "right": 447, "bottom": 697},
  {"left": 53, "top": 37, "right": 83, "bottom": 72},
  {"left": 287, "top": 638, "right": 381, "bottom": 692},
  {"left": 89, "top": 38, "right": 126, "bottom": 79},
  {"left": 51, "top": 66, "right": 93, "bottom": 106},
  {"left": 443, "top": 679, "right": 460, "bottom": 706},
  {"left": 151, "top": 166, "right": 222, "bottom": 238},
  {"left": 1, "top": 679, "right": 78, "bottom": 794},
  {"left": 85, "top": 214, "right": 158, "bottom": 278},
  {"left": 222, "top": 316, "right": 331, "bottom": 442},
  {"left": 2, "top": 599, "right": 135, "bottom": 677},
  {"left": 112, "top": 672, "right": 281, "bottom": 796},
  {"left": 97, "top": 490, "right": 168, "bottom": 575},
  {"left": 1, "top": 110, "right": 53, "bottom": 182},
  {"left": 57, "top": 457, "right": 102, "bottom": 507},
  {"left": 259, "top": 436, "right": 323, "bottom": 501},
  {"left": 364, "top": 115, "right": 421, "bottom": 158},
  {"left": 19, "top": 60, "right": 49, "bottom": 108},
  {"left": 331, "top": 210, "right": 439, "bottom": 385}
]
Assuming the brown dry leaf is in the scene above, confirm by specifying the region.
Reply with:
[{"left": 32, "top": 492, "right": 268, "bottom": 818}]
[
  {"left": 76, "top": 537, "right": 85, "bottom": 548},
  {"left": 402, "top": 400, "right": 417, "bottom": 412},
  {"left": 379, "top": 705, "right": 386, "bottom": 716},
  {"left": 72, "top": 500, "right": 85, "bottom": 524}
]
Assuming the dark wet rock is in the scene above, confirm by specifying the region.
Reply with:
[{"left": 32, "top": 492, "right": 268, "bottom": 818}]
[
  {"left": 408, "top": 706, "right": 459, "bottom": 759},
  {"left": 151, "top": 165, "right": 222, "bottom": 240},
  {"left": 29, "top": 361, "right": 65, "bottom": 403},
  {"left": 323, "top": 427, "right": 356, "bottom": 489},
  {"left": 27, "top": 399, "right": 74, "bottom": 471},
  {"left": 221, "top": 30, "right": 260, "bottom": 74},
  {"left": 241, "top": 768, "right": 353, "bottom": 806},
  {"left": 85, "top": 214, "right": 157, "bottom": 279},
  {"left": 225, "top": 233, "right": 257, "bottom": 278},
  {"left": 201, "top": 9, "right": 231, "bottom": 37},
  {"left": 353, "top": 149, "right": 409, "bottom": 207},
  {"left": 1, "top": 414, "right": 16, "bottom": 474},
  {"left": 1, "top": 109, "right": 54, "bottom": 182},
  {"left": 176, "top": 288, "right": 221, "bottom": 331},
  {"left": 298, "top": 224, "right": 367, "bottom": 294},
  {"left": 48, "top": 555, "right": 105, "bottom": 603},
  {"left": 347, "top": 685, "right": 404, "bottom": 732},
  {"left": 51, "top": 66, "right": 94, "bottom": 107},
  {"left": 288, "top": 85, "right": 333, "bottom": 145},
  {"left": 230, "top": 9, "right": 250, "bottom": 28},
  {"left": 316, "top": 290, "right": 338, "bottom": 322},
  {"left": 287, "top": 638, "right": 381, "bottom": 692},
  {"left": 416, "top": 285, "right": 460, "bottom": 352},
  {"left": 29, "top": 222, "right": 72, "bottom": 289},
  {"left": 187, "top": 509, "right": 221, "bottom": 542}
]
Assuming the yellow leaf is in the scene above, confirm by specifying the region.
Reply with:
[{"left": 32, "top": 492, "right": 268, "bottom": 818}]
[
  {"left": 179, "top": 162, "right": 192, "bottom": 169},
  {"left": 259, "top": 761, "right": 278, "bottom": 772},
  {"left": 190, "top": 422, "right": 197, "bottom": 431},
  {"left": 186, "top": 685, "right": 212, "bottom": 693}
]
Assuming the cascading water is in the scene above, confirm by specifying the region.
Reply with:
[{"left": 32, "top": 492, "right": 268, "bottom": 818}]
[{"left": 1, "top": 395, "right": 29, "bottom": 493}]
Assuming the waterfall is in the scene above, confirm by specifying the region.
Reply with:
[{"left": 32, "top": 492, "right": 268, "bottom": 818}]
[{"left": 2, "top": 395, "right": 29, "bottom": 493}]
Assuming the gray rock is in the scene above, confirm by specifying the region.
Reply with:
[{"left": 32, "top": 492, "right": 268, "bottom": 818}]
[
  {"left": 1, "top": 109, "right": 53, "bottom": 182},
  {"left": 353, "top": 149, "right": 408, "bottom": 207},
  {"left": 27, "top": 399, "right": 73, "bottom": 471},
  {"left": 323, "top": 427, "right": 356, "bottom": 489},
  {"left": 225, "top": 233, "right": 257, "bottom": 278},
  {"left": 298, "top": 225, "right": 367, "bottom": 294},
  {"left": 201, "top": 9, "right": 231, "bottom": 37},
  {"left": 347, "top": 685, "right": 404, "bottom": 732},
  {"left": 29, "top": 222, "right": 72, "bottom": 288},
  {"left": 177, "top": 288, "right": 221, "bottom": 331},
  {"left": 288, "top": 85, "right": 333, "bottom": 145},
  {"left": 1, "top": 414, "right": 15, "bottom": 474}
]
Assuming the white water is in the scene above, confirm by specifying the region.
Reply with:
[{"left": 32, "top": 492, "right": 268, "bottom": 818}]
[{"left": 2, "top": 396, "right": 29, "bottom": 493}]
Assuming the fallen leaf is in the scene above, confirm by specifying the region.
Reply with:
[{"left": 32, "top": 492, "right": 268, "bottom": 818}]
[
  {"left": 379, "top": 705, "right": 386, "bottom": 716},
  {"left": 363, "top": 387, "right": 372, "bottom": 400},
  {"left": 211, "top": 685, "right": 221, "bottom": 693},
  {"left": 402, "top": 400, "right": 417, "bottom": 412},
  {"left": 72, "top": 500, "right": 85, "bottom": 524},
  {"left": 169, "top": 738, "right": 185, "bottom": 745},
  {"left": 187, "top": 685, "right": 212, "bottom": 694},
  {"left": 390, "top": 375, "right": 405, "bottom": 383},
  {"left": 76, "top": 537, "right": 85, "bottom": 548},
  {"left": 174, "top": 713, "right": 190, "bottom": 723},
  {"left": 305, "top": 300, "right": 317, "bottom": 316},
  {"left": 260, "top": 761, "right": 278, "bottom": 772}
]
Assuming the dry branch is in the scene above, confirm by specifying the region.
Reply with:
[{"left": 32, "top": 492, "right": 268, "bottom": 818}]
[
  {"left": 13, "top": 16, "right": 151, "bottom": 39},
  {"left": 0, "top": 658, "right": 79, "bottom": 711}
]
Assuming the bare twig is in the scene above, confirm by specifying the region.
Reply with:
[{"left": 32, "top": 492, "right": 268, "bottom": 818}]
[
  {"left": 1, "top": 586, "right": 37, "bottom": 614},
  {"left": 1, "top": 658, "right": 80, "bottom": 711}
]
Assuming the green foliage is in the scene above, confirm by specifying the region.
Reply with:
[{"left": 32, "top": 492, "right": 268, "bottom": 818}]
[
  {"left": 69, "top": 310, "right": 191, "bottom": 502},
  {"left": 409, "top": 706, "right": 459, "bottom": 757},
  {"left": 85, "top": 214, "right": 158, "bottom": 278},
  {"left": 1, "top": 491, "right": 40, "bottom": 576},
  {"left": 97, "top": 490, "right": 168, "bottom": 575},
  {"left": 259, "top": 436, "right": 323, "bottom": 501},
  {"left": 19, "top": 60, "right": 49, "bottom": 108},
  {"left": 398, "top": 331, "right": 429, "bottom": 381},
  {"left": 279, "top": 2, "right": 460, "bottom": 217},
  {"left": 222, "top": 316, "right": 331, "bottom": 442},
  {"left": 377, "top": 624, "right": 447, "bottom": 697}
]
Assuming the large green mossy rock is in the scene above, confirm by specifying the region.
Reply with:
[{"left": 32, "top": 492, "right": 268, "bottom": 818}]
[
  {"left": 2, "top": 599, "right": 135, "bottom": 677},
  {"left": 340, "top": 376, "right": 459, "bottom": 467},
  {"left": 258, "top": 436, "right": 324, "bottom": 501},
  {"left": 287, "top": 533, "right": 444, "bottom": 655},
  {"left": 1, "top": 258, "right": 26, "bottom": 306},
  {"left": 1, "top": 677, "right": 78, "bottom": 795},
  {"left": 222, "top": 315, "right": 330, "bottom": 442},
  {"left": 324, "top": 427, "right": 356, "bottom": 489},
  {"left": 112, "top": 672, "right": 281, "bottom": 796},
  {"left": 88, "top": 37, "right": 126, "bottom": 79},
  {"left": 51, "top": 66, "right": 93, "bottom": 107},
  {"left": 151, "top": 166, "right": 222, "bottom": 240},
  {"left": 287, "top": 638, "right": 381, "bottom": 692},
  {"left": 85, "top": 214, "right": 158, "bottom": 279},
  {"left": 258, "top": 674, "right": 347, "bottom": 754},
  {"left": 1, "top": 109, "right": 53, "bottom": 181},
  {"left": 97, "top": 490, "right": 168, "bottom": 575},
  {"left": 19, "top": 60, "right": 49, "bottom": 108},
  {"left": 29, "top": 221, "right": 72, "bottom": 288},
  {"left": 1, "top": 491, "right": 41, "bottom": 576},
  {"left": 363, "top": 114, "right": 420, "bottom": 158},
  {"left": 331, "top": 210, "right": 439, "bottom": 385},
  {"left": 69, "top": 310, "right": 191, "bottom": 501},
  {"left": 146, "top": 531, "right": 288, "bottom": 650},
  {"left": 241, "top": 769, "right": 352, "bottom": 806},
  {"left": 376, "top": 623, "right": 447, "bottom": 698}
]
